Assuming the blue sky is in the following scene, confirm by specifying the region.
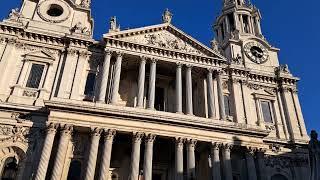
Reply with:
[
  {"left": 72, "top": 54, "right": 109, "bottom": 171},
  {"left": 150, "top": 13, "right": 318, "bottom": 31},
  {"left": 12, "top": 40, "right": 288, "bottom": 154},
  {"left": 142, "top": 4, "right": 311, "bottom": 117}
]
[{"left": 1, "top": 0, "right": 319, "bottom": 133}]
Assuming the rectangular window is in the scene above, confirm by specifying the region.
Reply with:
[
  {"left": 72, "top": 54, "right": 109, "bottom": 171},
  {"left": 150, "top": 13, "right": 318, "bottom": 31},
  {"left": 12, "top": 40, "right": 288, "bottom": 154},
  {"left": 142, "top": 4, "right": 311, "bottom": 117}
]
[
  {"left": 26, "top": 64, "right": 45, "bottom": 89},
  {"left": 155, "top": 87, "right": 165, "bottom": 111},
  {"left": 261, "top": 101, "right": 273, "bottom": 123},
  {"left": 224, "top": 95, "right": 231, "bottom": 116},
  {"left": 84, "top": 72, "right": 96, "bottom": 96}
]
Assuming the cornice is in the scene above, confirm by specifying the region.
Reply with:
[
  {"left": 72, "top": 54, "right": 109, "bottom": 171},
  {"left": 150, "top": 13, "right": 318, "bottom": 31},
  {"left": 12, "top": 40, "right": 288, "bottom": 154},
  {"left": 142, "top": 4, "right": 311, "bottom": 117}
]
[{"left": 44, "top": 99, "right": 270, "bottom": 138}]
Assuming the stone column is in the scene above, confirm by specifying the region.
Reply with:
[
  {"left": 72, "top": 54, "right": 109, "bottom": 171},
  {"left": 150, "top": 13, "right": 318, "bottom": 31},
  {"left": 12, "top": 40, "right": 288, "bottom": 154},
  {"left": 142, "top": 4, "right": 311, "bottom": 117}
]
[
  {"left": 148, "top": 59, "right": 157, "bottom": 109},
  {"left": 143, "top": 134, "right": 156, "bottom": 180},
  {"left": 176, "top": 63, "right": 183, "bottom": 113},
  {"left": 70, "top": 51, "right": 89, "bottom": 100},
  {"left": 51, "top": 125, "right": 73, "bottom": 180},
  {"left": 216, "top": 70, "right": 226, "bottom": 120},
  {"left": 186, "top": 139, "right": 197, "bottom": 179},
  {"left": 256, "top": 150, "right": 267, "bottom": 180},
  {"left": 98, "top": 129, "right": 116, "bottom": 180},
  {"left": 221, "top": 144, "right": 233, "bottom": 180},
  {"left": 207, "top": 68, "right": 215, "bottom": 118},
  {"left": 98, "top": 50, "right": 112, "bottom": 103},
  {"left": 245, "top": 148, "right": 257, "bottom": 180},
  {"left": 0, "top": 38, "right": 16, "bottom": 93},
  {"left": 129, "top": 132, "right": 144, "bottom": 180},
  {"left": 186, "top": 65, "right": 193, "bottom": 115},
  {"left": 254, "top": 98, "right": 264, "bottom": 128},
  {"left": 211, "top": 142, "right": 221, "bottom": 180},
  {"left": 84, "top": 128, "right": 103, "bottom": 180},
  {"left": 175, "top": 137, "right": 184, "bottom": 180},
  {"left": 111, "top": 52, "right": 123, "bottom": 104},
  {"left": 137, "top": 56, "right": 146, "bottom": 108},
  {"left": 34, "top": 123, "right": 58, "bottom": 180}
]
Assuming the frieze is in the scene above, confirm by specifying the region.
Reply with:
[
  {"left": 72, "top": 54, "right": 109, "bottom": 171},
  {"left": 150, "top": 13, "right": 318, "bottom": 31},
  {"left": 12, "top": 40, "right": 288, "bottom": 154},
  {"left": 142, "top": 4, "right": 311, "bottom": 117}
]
[
  {"left": 23, "top": 89, "right": 38, "bottom": 98},
  {"left": 247, "top": 82, "right": 276, "bottom": 93},
  {"left": 121, "top": 30, "right": 205, "bottom": 56},
  {"left": 265, "top": 155, "right": 309, "bottom": 168}
]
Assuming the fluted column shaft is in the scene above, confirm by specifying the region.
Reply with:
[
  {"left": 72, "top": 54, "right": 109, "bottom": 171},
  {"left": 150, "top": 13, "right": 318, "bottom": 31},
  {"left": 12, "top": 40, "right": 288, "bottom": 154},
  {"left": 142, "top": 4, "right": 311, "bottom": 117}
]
[
  {"left": 216, "top": 70, "right": 226, "bottom": 120},
  {"left": 175, "top": 138, "right": 184, "bottom": 180},
  {"left": 222, "top": 144, "right": 233, "bottom": 180},
  {"left": 51, "top": 125, "right": 73, "bottom": 180},
  {"left": 148, "top": 60, "right": 157, "bottom": 109},
  {"left": 35, "top": 123, "right": 58, "bottom": 180},
  {"left": 211, "top": 143, "right": 221, "bottom": 180},
  {"left": 137, "top": 57, "right": 146, "bottom": 108},
  {"left": 245, "top": 150, "right": 257, "bottom": 180},
  {"left": 143, "top": 134, "right": 156, "bottom": 180},
  {"left": 187, "top": 139, "right": 197, "bottom": 179},
  {"left": 176, "top": 63, "right": 183, "bottom": 113},
  {"left": 186, "top": 65, "right": 193, "bottom": 115},
  {"left": 98, "top": 50, "right": 112, "bottom": 103},
  {"left": 129, "top": 133, "right": 143, "bottom": 180},
  {"left": 98, "top": 130, "right": 116, "bottom": 180},
  {"left": 207, "top": 69, "right": 215, "bottom": 118},
  {"left": 111, "top": 52, "right": 123, "bottom": 104},
  {"left": 84, "top": 128, "right": 102, "bottom": 180}
]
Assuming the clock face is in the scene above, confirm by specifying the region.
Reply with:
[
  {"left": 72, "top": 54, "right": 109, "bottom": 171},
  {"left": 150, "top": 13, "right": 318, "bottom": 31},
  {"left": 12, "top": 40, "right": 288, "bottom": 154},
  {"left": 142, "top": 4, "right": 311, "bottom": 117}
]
[{"left": 244, "top": 41, "right": 269, "bottom": 64}]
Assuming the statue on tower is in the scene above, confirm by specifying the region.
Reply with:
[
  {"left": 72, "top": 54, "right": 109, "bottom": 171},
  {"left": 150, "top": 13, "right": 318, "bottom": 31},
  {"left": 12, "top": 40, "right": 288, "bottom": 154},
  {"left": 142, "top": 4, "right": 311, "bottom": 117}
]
[
  {"left": 309, "top": 130, "right": 320, "bottom": 180},
  {"left": 109, "top": 16, "right": 120, "bottom": 33},
  {"left": 162, "top": 9, "right": 173, "bottom": 24}
]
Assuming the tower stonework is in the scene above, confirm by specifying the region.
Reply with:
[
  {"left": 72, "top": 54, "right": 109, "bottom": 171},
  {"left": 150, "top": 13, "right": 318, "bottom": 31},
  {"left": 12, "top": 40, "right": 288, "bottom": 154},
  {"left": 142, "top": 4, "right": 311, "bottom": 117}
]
[{"left": 0, "top": 0, "right": 311, "bottom": 180}]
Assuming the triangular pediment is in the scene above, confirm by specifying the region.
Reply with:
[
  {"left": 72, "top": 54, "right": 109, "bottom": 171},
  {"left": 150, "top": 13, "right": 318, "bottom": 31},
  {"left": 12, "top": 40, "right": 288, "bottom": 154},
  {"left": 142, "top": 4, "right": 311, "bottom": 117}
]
[
  {"left": 104, "top": 24, "right": 224, "bottom": 59},
  {"left": 25, "top": 50, "right": 56, "bottom": 62}
]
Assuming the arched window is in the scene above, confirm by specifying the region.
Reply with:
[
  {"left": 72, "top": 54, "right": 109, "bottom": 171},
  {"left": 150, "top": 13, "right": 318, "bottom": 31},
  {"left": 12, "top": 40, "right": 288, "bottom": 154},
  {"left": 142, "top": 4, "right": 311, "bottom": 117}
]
[
  {"left": 1, "top": 157, "right": 18, "bottom": 180},
  {"left": 67, "top": 160, "right": 82, "bottom": 180},
  {"left": 271, "top": 174, "right": 288, "bottom": 180}
]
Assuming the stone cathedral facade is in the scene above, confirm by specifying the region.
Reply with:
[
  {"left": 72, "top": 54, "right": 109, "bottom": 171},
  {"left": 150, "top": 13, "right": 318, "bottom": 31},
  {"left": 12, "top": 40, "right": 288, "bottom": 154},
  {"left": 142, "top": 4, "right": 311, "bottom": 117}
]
[{"left": 0, "top": 0, "right": 311, "bottom": 180}]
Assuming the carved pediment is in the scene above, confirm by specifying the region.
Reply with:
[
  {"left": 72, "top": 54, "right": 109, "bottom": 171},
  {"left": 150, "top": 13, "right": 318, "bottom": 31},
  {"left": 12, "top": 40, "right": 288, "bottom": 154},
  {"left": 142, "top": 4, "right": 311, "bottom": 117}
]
[
  {"left": 121, "top": 30, "right": 206, "bottom": 56},
  {"left": 24, "top": 50, "right": 56, "bottom": 63},
  {"left": 105, "top": 24, "right": 224, "bottom": 59}
]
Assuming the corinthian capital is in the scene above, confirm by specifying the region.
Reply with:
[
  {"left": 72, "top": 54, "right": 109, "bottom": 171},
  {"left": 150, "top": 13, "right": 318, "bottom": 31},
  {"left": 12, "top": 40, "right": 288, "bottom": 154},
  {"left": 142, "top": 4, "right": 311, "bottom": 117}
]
[
  {"left": 90, "top": 127, "right": 103, "bottom": 137},
  {"left": 132, "top": 132, "right": 144, "bottom": 143},
  {"left": 47, "top": 123, "right": 58, "bottom": 134},
  {"left": 60, "top": 124, "right": 74, "bottom": 137},
  {"left": 145, "top": 134, "right": 156, "bottom": 143},
  {"left": 104, "top": 129, "right": 116, "bottom": 141}
]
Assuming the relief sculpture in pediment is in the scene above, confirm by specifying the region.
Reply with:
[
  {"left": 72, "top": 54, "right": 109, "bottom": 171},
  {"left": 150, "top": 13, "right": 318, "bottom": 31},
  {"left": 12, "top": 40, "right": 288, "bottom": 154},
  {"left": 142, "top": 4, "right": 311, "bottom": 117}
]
[{"left": 121, "top": 31, "right": 205, "bottom": 56}]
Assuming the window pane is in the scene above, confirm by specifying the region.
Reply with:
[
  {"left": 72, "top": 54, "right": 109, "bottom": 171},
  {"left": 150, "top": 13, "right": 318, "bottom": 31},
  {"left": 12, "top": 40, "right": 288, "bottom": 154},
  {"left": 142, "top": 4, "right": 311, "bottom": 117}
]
[
  {"left": 261, "top": 101, "right": 273, "bottom": 123},
  {"left": 224, "top": 95, "right": 231, "bottom": 116},
  {"left": 84, "top": 72, "right": 96, "bottom": 96},
  {"left": 26, "top": 64, "right": 45, "bottom": 88}
]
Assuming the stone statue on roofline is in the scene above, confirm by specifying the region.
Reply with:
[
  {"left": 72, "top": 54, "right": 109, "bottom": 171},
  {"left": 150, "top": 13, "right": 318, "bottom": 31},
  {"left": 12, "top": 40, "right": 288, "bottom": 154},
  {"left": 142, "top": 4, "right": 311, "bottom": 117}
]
[
  {"left": 162, "top": 8, "right": 173, "bottom": 24},
  {"left": 309, "top": 130, "right": 320, "bottom": 180},
  {"left": 109, "top": 16, "right": 120, "bottom": 33}
]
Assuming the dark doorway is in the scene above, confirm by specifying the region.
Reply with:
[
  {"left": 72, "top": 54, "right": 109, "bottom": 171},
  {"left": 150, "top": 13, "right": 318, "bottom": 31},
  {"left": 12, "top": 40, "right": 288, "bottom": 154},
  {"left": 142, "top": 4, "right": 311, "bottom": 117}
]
[
  {"left": 152, "top": 173, "right": 162, "bottom": 180},
  {"left": 155, "top": 87, "right": 165, "bottom": 111},
  {"left": 67, "top": 160, "right": 82, "bottom": 180},
  {"left": 1, "top": 157, "right": 18, "bottom": 180}
]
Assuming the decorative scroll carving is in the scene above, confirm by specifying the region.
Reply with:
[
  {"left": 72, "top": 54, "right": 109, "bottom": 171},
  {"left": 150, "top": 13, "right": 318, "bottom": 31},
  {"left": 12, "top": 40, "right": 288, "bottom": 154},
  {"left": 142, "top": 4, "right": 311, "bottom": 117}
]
[
  {"left": 23, "top": 89, "right": 38, "bottom": 98},
  {"left": 71, "top": 22, "right": 91, "bottom": 35},
  {"left": 0, "top": 126, "right": 30, "bottom": 143}
]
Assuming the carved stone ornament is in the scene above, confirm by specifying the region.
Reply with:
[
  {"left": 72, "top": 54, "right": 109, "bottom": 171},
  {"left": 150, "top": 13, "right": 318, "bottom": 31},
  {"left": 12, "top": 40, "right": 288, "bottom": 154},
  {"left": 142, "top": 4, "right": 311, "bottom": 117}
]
[
  {"left": 265, "top": 155, "right": 309, "bottom": 169},
  {"left": 276, "top": 64, "right": 291, "bottom": 74},
  {"left": 80, "top": 0, "right": 91, "bottom": 8},
  {"left": 269, "top": 143, "right": 282, "bottom": 153},
  {"left": 0, "top": 126, "right": 30, "bottom": 143},
  {"left": 11, "top": 112, "right": 32, "bottom": 123},
  {"left": 5, "top": 8, "right": 23, "bottom": 23},
  {"left": 120, "top": 31, "right": 205, "bottom": 56},
  {"left": 71, "top": 22, "right": 91, "bottom": 35},
  {"left": 210, "top": 38, "right": 220, "bottom": 52},
  {"left": 37, "top": 0, "right": 71, "bottom": 23},
  {"left": 231, "top": 53, "right": 243, "bottom": 65}
]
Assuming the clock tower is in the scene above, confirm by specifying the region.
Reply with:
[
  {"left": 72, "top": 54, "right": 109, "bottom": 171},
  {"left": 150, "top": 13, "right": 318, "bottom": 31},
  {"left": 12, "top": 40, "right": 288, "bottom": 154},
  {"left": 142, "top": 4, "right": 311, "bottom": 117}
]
[{"left": 213, "top": 0, "right": 280, "bottom": 73}]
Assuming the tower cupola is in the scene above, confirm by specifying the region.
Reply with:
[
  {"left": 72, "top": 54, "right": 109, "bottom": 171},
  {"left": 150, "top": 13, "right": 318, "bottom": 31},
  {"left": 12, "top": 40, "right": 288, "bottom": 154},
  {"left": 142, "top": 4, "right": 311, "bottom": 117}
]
[{"left": 214, "top": 0, "right": 263, "bottom": 44}]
